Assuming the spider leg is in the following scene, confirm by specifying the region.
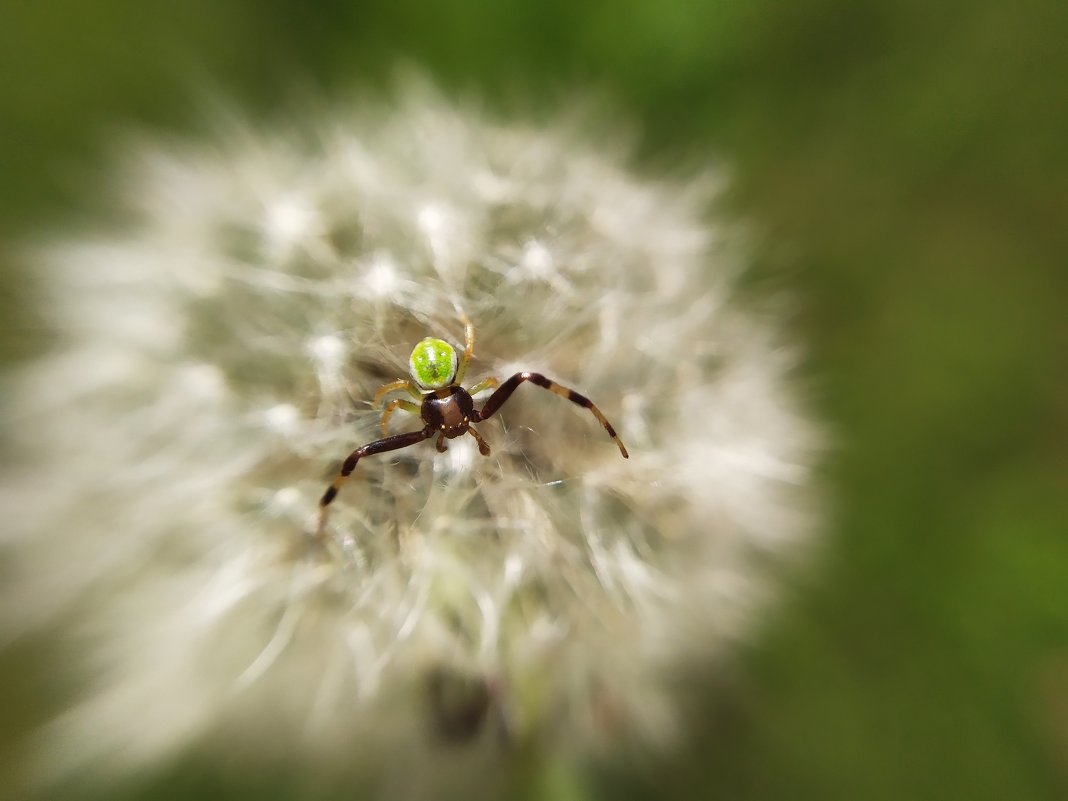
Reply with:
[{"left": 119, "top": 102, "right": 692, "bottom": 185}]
[
  {"left": 466, "top": 425, "right": 491, "bottom": 456},
  {"left": 373, "top": 379, "right": 423, "bottom": 408},
  {"left": 476, "top": 372, "right": 629, "bottom": 458},
  {"left": 455, "top": 317, "right": 476, "bottom": 385},
  {"left": 465, "top": 376, "right": 499, "bottom": 396},
  {"left": 318, "top": 427, "right": 432, "bottom": 533},
  {"left": 435, "top": 433, "right": 448, "bottom": 453},
  {"left": 380, "top": 398, "right": 422, "bottom": 436}
]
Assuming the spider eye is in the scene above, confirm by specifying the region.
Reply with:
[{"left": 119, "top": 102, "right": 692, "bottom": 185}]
[{"left": 409, "top": 337, "right": 457, "bottom": 389}]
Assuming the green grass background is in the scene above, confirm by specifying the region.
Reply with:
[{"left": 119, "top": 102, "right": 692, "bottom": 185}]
[{"left": 2, "top": 1, "right": 1066, "bottom": 798}]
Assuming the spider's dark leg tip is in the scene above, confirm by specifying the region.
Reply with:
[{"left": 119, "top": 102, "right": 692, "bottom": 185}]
[{"left": 321, "top": 486, "right": 338, "bottom": 506}]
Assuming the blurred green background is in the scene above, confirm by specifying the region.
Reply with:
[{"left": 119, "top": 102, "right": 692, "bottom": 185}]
[{"left": 2, "top": 0, "right": 1066, "bottom": 798}]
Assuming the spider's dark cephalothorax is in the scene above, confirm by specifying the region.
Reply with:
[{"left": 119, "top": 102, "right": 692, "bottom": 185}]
[{"left": 317, "top": 320, "right": 628, "bottom": 533}]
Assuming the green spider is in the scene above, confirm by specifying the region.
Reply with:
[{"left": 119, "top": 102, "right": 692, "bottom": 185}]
[{"left": 318, "top": 319, "right": 628, "bottom": 531}]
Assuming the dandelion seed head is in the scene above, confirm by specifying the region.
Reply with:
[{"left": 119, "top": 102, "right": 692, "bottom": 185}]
[
  {"left": 3, "top": 80, "right": 821, "bottom": 791},
  {"left": 364, "top": 253, "right": 401, "bottom": 299},
  {"left": 263, "top": 403, "right": 300, "bottom": 436},
  {"left": 307, "top": 333, "right": 345, "bottom": 368},
  {"left": 262, "top": 194, "right": 320, "bottom": 258}
]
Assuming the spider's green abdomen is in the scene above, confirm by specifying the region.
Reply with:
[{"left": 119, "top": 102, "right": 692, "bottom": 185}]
[{"left": 409, "top": 337, "right": 457, "bottom": 389}]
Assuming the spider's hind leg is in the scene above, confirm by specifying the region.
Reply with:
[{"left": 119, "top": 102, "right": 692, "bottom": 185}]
[
  {"left": 380, "top": 398, "right": 421, "bottom": 436},
  {"left": 455, "top": 317, "right": 476, "bottom": 385},
  {"left": 466, "top": 376, "right": 499, "bottom": 396},
  {"left": 373, "top": 379, "right": 422, "bottom": 408}
]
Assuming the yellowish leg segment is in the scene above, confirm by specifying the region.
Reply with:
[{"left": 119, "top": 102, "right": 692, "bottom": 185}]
[
  {"left": 455, "top": 317, "right": 476, "bottom": 385},
  {"left": 374, "top": 379, "right": 423, "bottom": 408},
  {"left": 380, "top": 399, "right": 422, "bottom": 436},
  {"left": 466, "top": 376, "right": 499, "bottom": 396}
]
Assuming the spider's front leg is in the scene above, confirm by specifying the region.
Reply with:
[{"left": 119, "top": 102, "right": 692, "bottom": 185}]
[
  {"left": 477, "top": 372, "right": 629, "bottom": 458},
  {"left": 318, "top": 427, "right": 433, "bottom": 533}
]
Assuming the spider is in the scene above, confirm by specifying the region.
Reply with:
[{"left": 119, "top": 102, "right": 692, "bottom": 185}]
[{"left": 317, "top": 319, "right": 628, "bottom": 532}]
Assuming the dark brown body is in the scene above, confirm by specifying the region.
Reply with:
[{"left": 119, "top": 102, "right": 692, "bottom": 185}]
[{"left": 421, "top": 385, "right": 478, "bottom": 438}]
